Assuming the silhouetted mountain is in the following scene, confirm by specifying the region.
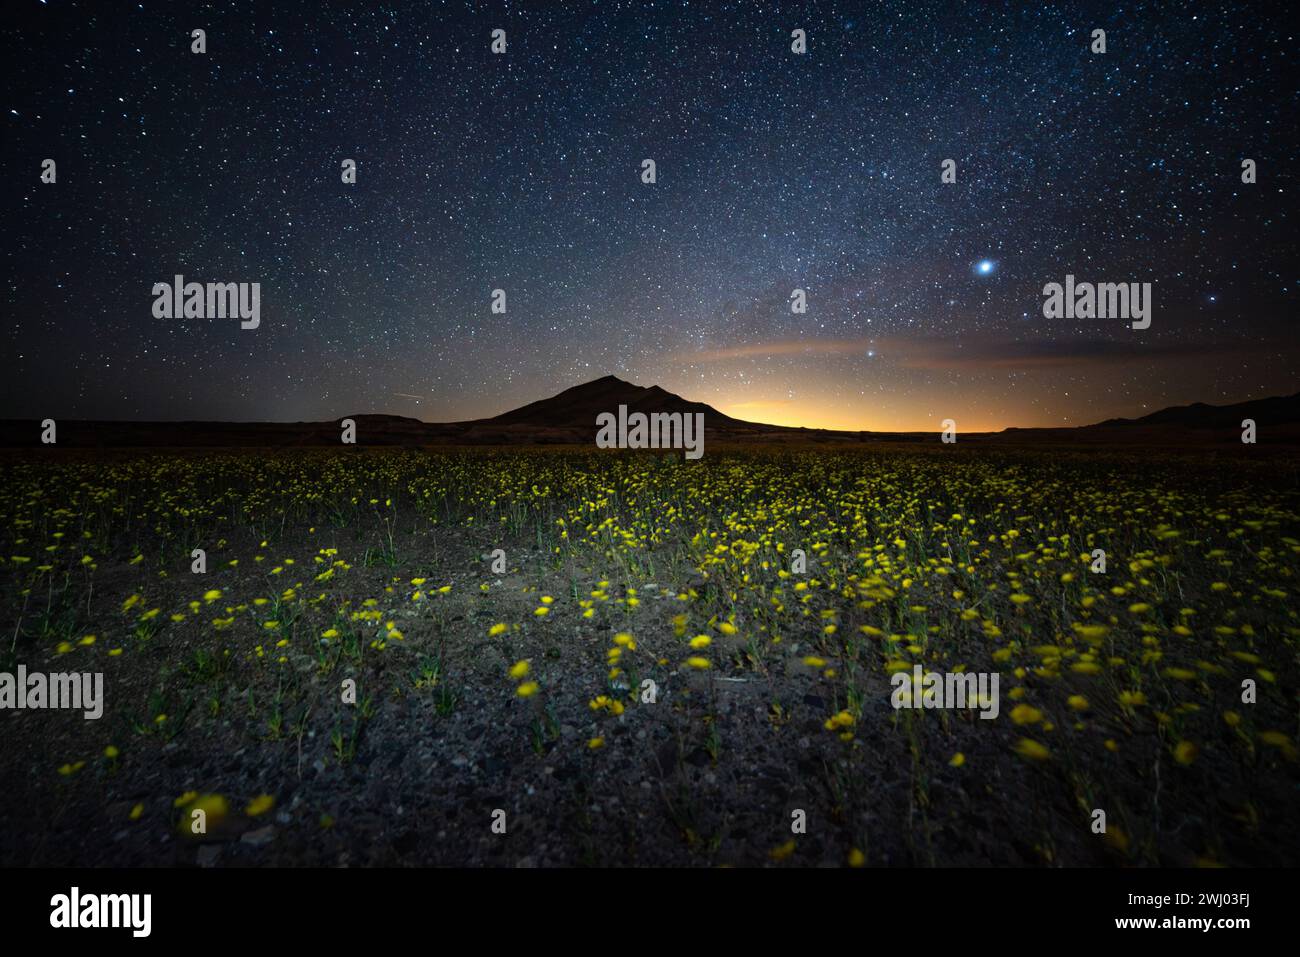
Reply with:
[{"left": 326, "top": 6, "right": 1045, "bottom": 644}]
[
  {"left": 481, "top": 375, "right": 748, "bottom": 428},
  {"left": 3, "top": 378, "right": 1298, "bottom": 448},
  {"left": 1087, "top": 392, "right": 1300, "bottom": 429}
]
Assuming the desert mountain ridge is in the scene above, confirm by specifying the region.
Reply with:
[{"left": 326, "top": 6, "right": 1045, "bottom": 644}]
[
  {"left": 1087, "top": 391, "right": 1300, "bottom": 429},
  {"left": 3, "top": 376, "right": 1299, "bottom": 448}
]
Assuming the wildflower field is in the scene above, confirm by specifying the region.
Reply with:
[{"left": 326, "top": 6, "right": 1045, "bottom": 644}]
[{"left": 2, "top": 444, "right": 1297, "bottom": 867}]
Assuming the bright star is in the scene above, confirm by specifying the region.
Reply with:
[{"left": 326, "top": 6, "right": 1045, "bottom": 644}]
[{"left": 975, "top": 259, "right": 996, "bottom": 276}]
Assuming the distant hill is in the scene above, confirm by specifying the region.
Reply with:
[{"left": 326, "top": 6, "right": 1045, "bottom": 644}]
[
  {"left": 0, "top": 376, "right": 778, "bottom": 448},
  {"left": 993, "top": 390, "right": 1300, "bottom": 446},
  {"left": 482, "top": 375, "right": 749, "bottom": 429},
  {"left": 2, "top": 378, "right": 1298, "bottom": 448},
  {"left": 1087, "top": 392, "right": 1300, "bottom": 429}
]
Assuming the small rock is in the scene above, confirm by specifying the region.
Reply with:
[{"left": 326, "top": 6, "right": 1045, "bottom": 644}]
[
  {"left": 197, "top": 845, "right": 223, "bottom": 867},
  {"left": 241, "top": 825, "right": 275, "bottom": 847}
]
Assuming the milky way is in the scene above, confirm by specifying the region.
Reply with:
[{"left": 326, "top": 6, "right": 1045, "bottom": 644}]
[{"left": 3, "top": 1, "right": 1294, "bottom": 430}]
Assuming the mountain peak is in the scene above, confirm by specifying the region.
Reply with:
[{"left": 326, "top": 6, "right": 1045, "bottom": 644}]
[{"left": 481, "top": 375, "right": 741, "bottom": 428}]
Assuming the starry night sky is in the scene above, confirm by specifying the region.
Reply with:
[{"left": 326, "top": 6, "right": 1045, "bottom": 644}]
[{"left": 2, "top": 1, "right": 1296, "bottom": 431}]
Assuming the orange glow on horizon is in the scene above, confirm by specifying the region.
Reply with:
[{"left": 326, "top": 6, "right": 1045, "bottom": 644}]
[{"left": 713, "top": 399, "right": 1014, "bottom": 434}]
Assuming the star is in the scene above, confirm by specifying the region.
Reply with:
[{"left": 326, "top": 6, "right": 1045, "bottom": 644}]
[{"left": 1, "top": 0, "right": 1290, "bottom": 431}]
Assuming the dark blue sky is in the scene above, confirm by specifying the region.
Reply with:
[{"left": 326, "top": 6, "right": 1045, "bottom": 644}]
[{"left": 3, "top": 0, "right": 1295, "bottom": 430}]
